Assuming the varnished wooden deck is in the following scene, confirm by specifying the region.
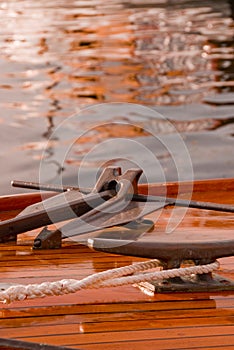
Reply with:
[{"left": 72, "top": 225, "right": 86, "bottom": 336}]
[{"left": 0, "top": 179, "right": 233, "bottom": 350}]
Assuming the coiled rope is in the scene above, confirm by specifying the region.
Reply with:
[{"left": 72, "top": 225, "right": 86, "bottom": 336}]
[{"left": 0, "top": 259, "right": 219, "bottom": 304}]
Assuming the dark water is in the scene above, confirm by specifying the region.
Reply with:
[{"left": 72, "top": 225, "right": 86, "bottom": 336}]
[{"left": 0, "top": 0, "right": 233, "bottom": 194}]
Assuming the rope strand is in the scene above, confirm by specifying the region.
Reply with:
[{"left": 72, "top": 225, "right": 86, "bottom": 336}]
[{"left": 0, "top": 259, "right": 219, "bottom": 304}]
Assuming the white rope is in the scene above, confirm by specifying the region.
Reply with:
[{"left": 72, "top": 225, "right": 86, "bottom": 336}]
[{"left": 0, "top": 259, "right": 219, "bottom": 304}]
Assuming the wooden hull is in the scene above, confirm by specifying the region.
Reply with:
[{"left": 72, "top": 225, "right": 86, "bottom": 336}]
[{"left": 0, "top": 178, "right": 233, "bottom": 350}]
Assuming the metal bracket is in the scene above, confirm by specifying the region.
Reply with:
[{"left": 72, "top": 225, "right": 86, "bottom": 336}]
[
  {"left": 33, "top": 226, "right": 62, "bottom": 249},
  {"left": 135, "top": 258, "right": 234, "bottom": 293},
  {"left": 136, "top": 273, "right": 234, "bottom": 294}
]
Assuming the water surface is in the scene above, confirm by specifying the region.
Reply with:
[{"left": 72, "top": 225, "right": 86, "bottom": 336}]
[{"left": 0, "top": 0, "right": 233, "bottom": 193}]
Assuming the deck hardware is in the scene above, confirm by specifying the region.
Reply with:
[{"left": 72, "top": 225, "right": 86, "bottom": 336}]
[
  {"left": 32, "top": 167, "right": 159, "bottom": 249},
  {"left": 11, "top": 179, "right": 89, "bottom": 193},
  {"left": 1, "top": 166, "right": 233, "bottom": 248},
  {"left": 136, "top": 273, "right": 234, "bottom": 294},
  {"left": 12, "top": 181, "right": 234, "bottom": 213},
  {"left": 88, "top": 237, "right": 234, "bottom": 292},
  {"left": 0, "top": 167, "right": 161, "bottom": 248},
  {"left": 0, "top": 166, "right": 234, "bottom": 292},
  {"left": 33, "top": 226, "right": 62, "bottom": 249}
]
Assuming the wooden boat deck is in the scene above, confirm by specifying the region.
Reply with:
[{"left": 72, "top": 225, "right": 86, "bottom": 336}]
[{"left": 0, "top": 178, "right": 233, "bottom": 350}]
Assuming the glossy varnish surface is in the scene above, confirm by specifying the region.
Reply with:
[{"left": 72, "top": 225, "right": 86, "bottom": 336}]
[{"left": 0, "top": 178, "right": 233, "bottom": 350}]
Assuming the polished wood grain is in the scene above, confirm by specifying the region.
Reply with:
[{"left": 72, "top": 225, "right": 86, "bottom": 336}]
[{"left": 0, "top": 178, "right": 233, "bottom": 350}]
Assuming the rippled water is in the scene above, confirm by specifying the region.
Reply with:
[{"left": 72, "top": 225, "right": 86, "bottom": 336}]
[{"left": 0, "top": 0, "right": 233, "bottom": 194}]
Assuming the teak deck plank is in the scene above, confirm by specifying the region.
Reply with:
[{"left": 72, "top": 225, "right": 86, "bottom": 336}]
[
  {"left": 1, "top": 315, "right": 234, "bottom": 338},
  {"left": 13, "top": 325, "right": 234, "bottom": 345},
  {"left": 0, "top": 178, "right": 233, "bottom": 350},
  {"left": 69, "top": 335, "right": 234, "bottom": 350},
  {"left": 1, "top": 305, "right": 234, "bottom": 328}
]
